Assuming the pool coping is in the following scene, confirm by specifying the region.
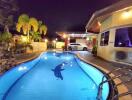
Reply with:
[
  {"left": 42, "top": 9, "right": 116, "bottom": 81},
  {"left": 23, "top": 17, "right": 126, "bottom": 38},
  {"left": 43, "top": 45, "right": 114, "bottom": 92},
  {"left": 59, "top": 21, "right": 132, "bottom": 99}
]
[
  {"left": 16, "top": 52, "right": 42, "bottom": 65},
  {"left": 76, "top": 53, "right": 132, "bottom": 100}
]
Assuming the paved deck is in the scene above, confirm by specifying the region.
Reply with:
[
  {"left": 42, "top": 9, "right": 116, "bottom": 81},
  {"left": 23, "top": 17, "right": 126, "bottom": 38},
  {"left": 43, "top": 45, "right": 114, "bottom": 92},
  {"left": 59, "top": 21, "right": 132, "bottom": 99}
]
[{"left": 74, "top": 51, "right": 132, "bottom": 100}]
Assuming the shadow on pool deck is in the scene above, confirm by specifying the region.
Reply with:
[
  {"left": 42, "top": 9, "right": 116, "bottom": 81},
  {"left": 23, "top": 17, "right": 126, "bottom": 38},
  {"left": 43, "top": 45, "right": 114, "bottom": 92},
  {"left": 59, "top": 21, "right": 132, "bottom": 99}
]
[{"left": 74, "top": 51, "right": 132, "bottom": 100}]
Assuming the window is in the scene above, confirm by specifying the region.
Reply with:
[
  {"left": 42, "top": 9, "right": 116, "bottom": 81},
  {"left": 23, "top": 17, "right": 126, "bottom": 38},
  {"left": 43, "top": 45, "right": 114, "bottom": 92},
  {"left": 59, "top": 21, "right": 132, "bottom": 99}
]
[
  {"left": 100, "top": 31, "right": 109, "bottom": 46},
  {"left": 115, "top": 27, "right": 132, "bottom": 47}
]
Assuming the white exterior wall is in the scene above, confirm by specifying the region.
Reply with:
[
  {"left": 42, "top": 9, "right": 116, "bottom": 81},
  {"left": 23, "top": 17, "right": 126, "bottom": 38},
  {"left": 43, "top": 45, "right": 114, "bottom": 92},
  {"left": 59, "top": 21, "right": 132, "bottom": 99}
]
[
  {"left": 97, "top": 6, "right": 132, "bottom": 64},
  {"left": 30, "top": 42, "right": 47, "bottom": 52},
  {"left": 56, "top": 42, "right": 64, "bottom": 49},
  {"left": 76, "top": 39, "right": 86, "bottom": 44}
]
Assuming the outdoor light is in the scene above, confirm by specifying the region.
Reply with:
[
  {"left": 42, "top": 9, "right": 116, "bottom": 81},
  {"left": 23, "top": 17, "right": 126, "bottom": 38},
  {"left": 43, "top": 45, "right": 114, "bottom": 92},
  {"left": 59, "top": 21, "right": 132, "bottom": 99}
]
[
  {"left": 18, "top": 66, "right": 27, "bottom": 71},
  {"left": 86, "top": 37, "right": 89, "bottom": 41},
  {"left": 122, "top": 10, "right": 132, "bottom": 19},
  {"left": 53, "top": 40, "right": 56, "bottom": 43},
  {"left": 44, "top": 56, "right": 48, "bottom": 60},
  {"left": 71, "top": 33, "right": 74, "bottom": 36},
  {"left": 56, "top": 38, "right": 58, "bottom": 41},
  {"left": 45, "top": 39, "right": 48, "bottom": 43},
  {"left": 63, "top": 34, "right": 67, "bottom": 39},
  {"left": 62, "top": 63, "right": 65, "bottom": 66},
  {"left": 102, "top": 38, "right": 105, "bottom": 41},
  {"left": 53, "top": 53, "right": 56, "bottom": 56},
  {"left": 21, "top": 36, "right": 28, "bottom": 43},
  {"left": 98, "top": 21, "right": 101, "bottom": 26}
]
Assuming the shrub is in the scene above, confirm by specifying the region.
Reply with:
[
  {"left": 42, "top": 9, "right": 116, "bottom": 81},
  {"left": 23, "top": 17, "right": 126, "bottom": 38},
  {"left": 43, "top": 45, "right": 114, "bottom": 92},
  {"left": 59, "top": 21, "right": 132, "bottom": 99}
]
[{"left": 92, "top": 45, "right": 97, "bottom": 56}]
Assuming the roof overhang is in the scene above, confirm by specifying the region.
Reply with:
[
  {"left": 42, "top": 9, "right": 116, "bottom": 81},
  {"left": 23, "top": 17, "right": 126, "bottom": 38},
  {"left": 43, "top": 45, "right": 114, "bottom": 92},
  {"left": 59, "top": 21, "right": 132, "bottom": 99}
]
[{"left": 86, "top": 0, "right": 132, "bottom": 33}]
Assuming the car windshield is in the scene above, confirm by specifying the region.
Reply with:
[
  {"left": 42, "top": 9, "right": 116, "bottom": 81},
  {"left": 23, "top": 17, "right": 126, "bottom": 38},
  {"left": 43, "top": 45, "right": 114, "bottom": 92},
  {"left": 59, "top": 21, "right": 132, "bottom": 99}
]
[{"left": 70, "top": 43, "right": 80, "bottom": 45}]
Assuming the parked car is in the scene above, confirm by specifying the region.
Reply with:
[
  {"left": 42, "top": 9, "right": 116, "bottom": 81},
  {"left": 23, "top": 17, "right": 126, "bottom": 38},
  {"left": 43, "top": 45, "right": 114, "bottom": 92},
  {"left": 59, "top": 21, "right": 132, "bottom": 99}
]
[{"left": 68, "top": 43, "right": 88, "bottom": 51}]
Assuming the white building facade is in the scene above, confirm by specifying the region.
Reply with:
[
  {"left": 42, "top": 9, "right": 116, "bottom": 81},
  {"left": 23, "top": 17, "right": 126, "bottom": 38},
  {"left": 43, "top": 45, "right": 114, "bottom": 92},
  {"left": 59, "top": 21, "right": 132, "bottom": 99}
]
[{"left": 86, "top": 0, "right": 132, "bottom": 64}]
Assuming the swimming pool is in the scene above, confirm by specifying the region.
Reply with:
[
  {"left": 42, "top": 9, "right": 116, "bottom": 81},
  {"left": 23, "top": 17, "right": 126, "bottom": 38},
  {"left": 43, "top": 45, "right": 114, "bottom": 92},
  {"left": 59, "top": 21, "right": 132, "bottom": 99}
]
[{"left": 0, "top": 52, "right": 110, "bottom": 100}]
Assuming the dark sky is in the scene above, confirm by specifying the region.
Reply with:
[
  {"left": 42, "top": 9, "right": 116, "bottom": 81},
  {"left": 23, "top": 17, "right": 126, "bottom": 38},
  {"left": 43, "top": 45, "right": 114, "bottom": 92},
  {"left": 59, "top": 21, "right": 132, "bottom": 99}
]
[{"left": 18, "top": 0, "right": 118, "bottom": 37}]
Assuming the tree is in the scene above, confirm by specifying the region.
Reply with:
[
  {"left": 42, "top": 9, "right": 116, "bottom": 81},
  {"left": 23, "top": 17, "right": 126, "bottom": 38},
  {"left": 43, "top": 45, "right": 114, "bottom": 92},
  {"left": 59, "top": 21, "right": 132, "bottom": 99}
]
[
  {"left": 29, "top": 18, "right": 39, "bottom": 32},
  {"left": 38, "top": 20, "right": 47, "bottom": 35},
  {"left": 16, "top": 14, "right": 40, "bottom": 42},
  {"left": 16, "top": 14, "right": 47, "bottom": 42},
  {"left": 31, "top": 32, "right": 42, "bottom": 42},
  {"left": 31, "top": 21, "right": 47, "bottom": 42},
  {"left": 39, "top": 25, "right": 47, "bottom": 35},
  {"left": 0, "top": 32, "right": 12, "bottom": 42},
  {"left": 0, "top": 0, "right": 19, "bottom": 33},
  {"left": 16, "top": 14, "right": 30, "bottom": 40}
]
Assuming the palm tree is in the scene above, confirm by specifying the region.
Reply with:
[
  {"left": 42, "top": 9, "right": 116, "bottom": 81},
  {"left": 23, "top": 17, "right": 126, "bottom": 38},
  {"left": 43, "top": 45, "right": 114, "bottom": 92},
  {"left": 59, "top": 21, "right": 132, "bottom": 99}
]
[
  {"left": 16, "top": 14, "right": 39, "bottom": 42},
  {"left": 16, "top": 14, "right": 30, "bottom": 41},
  {"left": 39, "top": 25, "right": 47, "bottom": 35},
  {"left": 38, "top": 20, "right": 47, "bottom": 35},
  {"left": 30, "top": 20, "right": 47, "bottom": 42},
  {"left": 29, "top": 18, "right": 39, "bottom": 32},
  {"left": 16, "top": 14, "right": 47, "bottom": 42},
  {"left": 31, "top": 32, "right": 42, "bottom": 42}
]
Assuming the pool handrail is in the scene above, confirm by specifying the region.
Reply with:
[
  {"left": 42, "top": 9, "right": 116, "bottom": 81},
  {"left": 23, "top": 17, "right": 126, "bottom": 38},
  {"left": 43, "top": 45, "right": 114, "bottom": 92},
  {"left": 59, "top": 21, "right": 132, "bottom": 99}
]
[{"left": 97, "top": 67, "right": 132, "bottom": 100}]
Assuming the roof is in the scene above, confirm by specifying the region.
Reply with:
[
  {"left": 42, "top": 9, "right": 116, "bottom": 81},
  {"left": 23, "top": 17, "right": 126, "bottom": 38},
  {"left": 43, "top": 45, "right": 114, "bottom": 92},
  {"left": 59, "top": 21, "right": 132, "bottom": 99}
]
[{"left": 86, "top": 0, "right": 132, "bottom": 33}]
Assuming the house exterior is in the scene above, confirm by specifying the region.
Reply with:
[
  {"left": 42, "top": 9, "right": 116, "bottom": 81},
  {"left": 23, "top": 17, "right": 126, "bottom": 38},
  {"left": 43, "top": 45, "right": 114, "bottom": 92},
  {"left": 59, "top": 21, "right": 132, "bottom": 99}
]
[
  {"left": 57, "top": 32, "right": 97, "bottom": 50},
  {"left": 86, "top": 0, "right": 132, "bottom": 64}
]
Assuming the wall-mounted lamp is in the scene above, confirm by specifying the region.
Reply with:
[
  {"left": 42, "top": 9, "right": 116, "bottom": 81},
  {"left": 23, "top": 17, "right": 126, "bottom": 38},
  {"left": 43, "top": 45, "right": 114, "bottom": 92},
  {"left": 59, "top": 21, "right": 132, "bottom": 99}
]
[
  {"left": 63, "top": 34, "right": 67, "bottom": 39},
  {"left": 98, "top": 21, "right": 101, "bottom": 26},
  {"left": 122, "top": 10, "right": 132, "bottom": 19}
]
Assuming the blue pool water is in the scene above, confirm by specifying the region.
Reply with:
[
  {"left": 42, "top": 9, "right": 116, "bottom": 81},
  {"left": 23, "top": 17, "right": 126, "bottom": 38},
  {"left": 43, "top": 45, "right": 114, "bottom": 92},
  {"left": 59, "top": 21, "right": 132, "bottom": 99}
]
[{"left": 0, "top": 52, "right": 109, "bottom": 100}]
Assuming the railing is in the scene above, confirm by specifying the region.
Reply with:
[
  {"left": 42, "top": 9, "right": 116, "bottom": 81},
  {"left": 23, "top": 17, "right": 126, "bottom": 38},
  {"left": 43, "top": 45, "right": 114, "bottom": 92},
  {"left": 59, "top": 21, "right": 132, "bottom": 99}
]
[{"left": 97, "top": 67, "right": 132, "bottom": 100}]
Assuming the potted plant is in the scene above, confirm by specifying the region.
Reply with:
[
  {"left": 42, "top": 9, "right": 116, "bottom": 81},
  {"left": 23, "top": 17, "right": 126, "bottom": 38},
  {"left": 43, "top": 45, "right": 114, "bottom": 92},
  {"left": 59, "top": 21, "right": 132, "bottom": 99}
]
[{"left": 92, "top": 45, "right": 97, "bottom": 56}]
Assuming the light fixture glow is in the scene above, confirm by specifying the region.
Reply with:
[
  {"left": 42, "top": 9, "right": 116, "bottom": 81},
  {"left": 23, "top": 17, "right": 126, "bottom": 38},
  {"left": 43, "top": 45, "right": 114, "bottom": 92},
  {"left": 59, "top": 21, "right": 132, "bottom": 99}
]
[
  {"left": 98, "top": 21, "right": 101, "bottom": 26},
  {"left": 45, "top": 39, "right": 48, "bottom": 43},
  {"left": 44, "top": 56, "right": 48, "bottom": 60},
  {"left": 18, "top": 66, "right": 27, "bottom": 71},
  {"left": 122, "top": 10, "right": 132, "bottom": 19},
  {"left": 86, "top": 37, "right": 89, "bottom": 41},
  {"left": 53, "top": 53, "right": 56, "bottom": 56},
  {"left": 62, "top": 63, "right": 65, "bottom": 66},
  {"left": 21, "top": 36, "right": 28, "bottom": 43},
  {"left": 63, "top": 34, "right": 67, "bottom": 39},
  {"left": 53, "top": 40, "right": 56, "bottom": 43}
]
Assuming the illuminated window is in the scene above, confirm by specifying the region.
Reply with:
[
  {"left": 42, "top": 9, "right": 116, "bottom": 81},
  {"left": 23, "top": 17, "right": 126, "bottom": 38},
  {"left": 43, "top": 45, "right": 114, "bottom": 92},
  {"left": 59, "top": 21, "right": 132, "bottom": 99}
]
[
  {"left": 100, "top": 31, "right": 109, "bottom": 46},
  {"left": 115, "top": 27, "right": 132, "bottom": 47}
]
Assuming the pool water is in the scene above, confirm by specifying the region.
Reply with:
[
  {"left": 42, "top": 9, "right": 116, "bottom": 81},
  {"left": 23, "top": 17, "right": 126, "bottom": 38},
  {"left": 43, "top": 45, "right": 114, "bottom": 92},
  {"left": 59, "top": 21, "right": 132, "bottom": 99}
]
[{"left": 0, "top": 52, "right": 109, "bottom": 100}]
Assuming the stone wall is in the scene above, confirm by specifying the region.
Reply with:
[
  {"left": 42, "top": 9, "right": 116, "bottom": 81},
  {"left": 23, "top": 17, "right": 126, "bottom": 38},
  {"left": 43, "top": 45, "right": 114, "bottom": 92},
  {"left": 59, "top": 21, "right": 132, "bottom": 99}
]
[{"left": 28, "top": 42, "right": 47, "bottom": 53}]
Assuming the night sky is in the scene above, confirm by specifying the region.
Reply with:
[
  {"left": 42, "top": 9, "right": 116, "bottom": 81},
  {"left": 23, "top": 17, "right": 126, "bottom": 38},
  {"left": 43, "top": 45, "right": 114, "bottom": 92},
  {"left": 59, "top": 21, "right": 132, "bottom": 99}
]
[{"left": 18, "top": 0, "right": 119, "bottom": 37}]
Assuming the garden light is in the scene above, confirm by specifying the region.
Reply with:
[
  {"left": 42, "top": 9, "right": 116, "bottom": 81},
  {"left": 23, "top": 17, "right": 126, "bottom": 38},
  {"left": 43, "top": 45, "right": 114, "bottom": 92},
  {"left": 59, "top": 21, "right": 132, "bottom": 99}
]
[
  {"left": 21, "top": 36, "right": 28, "bottom": 43},
  {"left": 45, "top": 39, "right": 48, "bottom": 43}
]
